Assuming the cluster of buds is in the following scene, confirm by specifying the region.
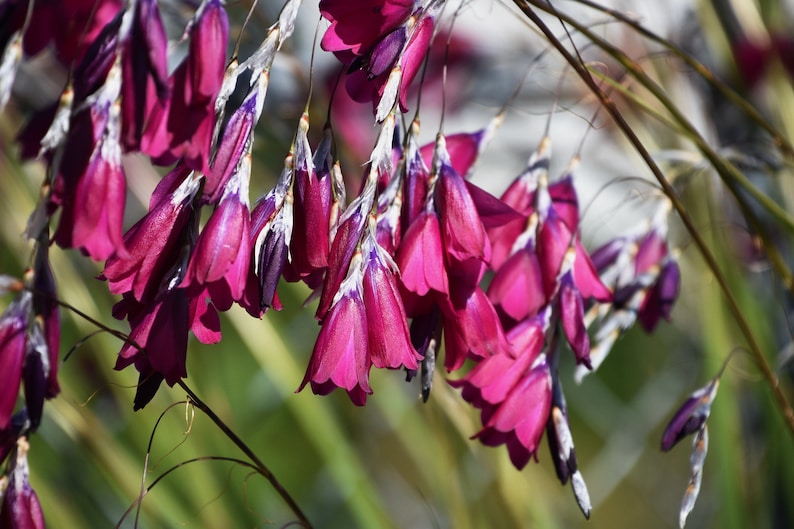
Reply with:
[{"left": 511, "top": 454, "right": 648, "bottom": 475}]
[{"left": 0, "top": 0, "right": 689, "bottom": 524}]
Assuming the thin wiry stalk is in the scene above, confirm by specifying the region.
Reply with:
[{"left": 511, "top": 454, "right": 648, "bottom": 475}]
[
  {"left": 510, "top": 0, "right": 794, "bottom": 438},
  {"left": 177, "top": 380, "right": 314, "bottom": 528},
  {"left": 569, "top": 0, "right": 794, "bottom": 158}
]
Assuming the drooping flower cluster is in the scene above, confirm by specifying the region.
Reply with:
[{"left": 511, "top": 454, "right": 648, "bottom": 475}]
[{"left": 0, "top": 1, "right": 689, "bottom": 525}]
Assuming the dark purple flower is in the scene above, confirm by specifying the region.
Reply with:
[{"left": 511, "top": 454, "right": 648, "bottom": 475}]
[
  {"left": 0, "top": 439, "right": 45, "bottom": 529},
  {"left": 299, "top": 264, "right": 372, "bottom": 406},
  {"left": 661, "top": 378, "right": 719, "bottom": 452}
]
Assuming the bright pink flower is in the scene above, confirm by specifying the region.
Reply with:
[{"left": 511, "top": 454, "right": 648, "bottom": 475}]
[
  {"left": 396, "top": 210, "right": 448, "bottom": 301},
  {"left": 361, "top": 233, "right": 421, "bottom": 371},
  {"left": 299, "top": 270, "right": 372, "bottom": 406},
  {"left": 451, "top": 313, "right": 552, "bottom": 469},
  {"left": 320, "top": 0, "right": 414, "bottom": 55},
  {"left": 0, "top": 294, "right": 29, "bottom": 430}
]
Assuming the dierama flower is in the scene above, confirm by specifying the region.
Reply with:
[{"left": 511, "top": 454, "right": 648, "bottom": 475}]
[
  {"left": 0, "top": 439, "right": 45, "bottom": 529},
  {"left": 0, "top": 293, "right": 30, "bottom": 430},
  {"left": 143, "top": 0, "right": 228, "bottom": 172},
  {"left": 451, "top": 311, "right": 552, "bottom": 469}
]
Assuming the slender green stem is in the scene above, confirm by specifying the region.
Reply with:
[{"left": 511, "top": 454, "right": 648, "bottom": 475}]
[
  {"left": 177, "top": 380, "right": 313, "bottom": 528},
  {"left": 511, "top": 0, "right": 794, "bottom": 437}
]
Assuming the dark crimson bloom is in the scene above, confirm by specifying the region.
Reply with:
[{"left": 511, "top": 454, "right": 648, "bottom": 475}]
[
  {"left": 0, "top": 439, "right": 45, "bottom": 529},
  {"left": 3, "top": 0, "right": 122, "bottom": 65},
  {"left": 119, "top": 0, "right": 170, "bottom": 151},
  {"left": 0, "top": 293, "right": 30, "bottom": 431},
  {"left": 143, "top": 0, "right": 228, "bottom": 171},
  {"left": 290, "top": 120, "right": 333, "bottom": 279},
  {"left": 103, "top": 168, "right": 201, "bottom": 302}
]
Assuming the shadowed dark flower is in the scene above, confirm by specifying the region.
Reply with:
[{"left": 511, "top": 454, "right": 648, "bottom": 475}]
[
  {"left": 0, "top": 439, "right": 45, "bottom": 529},
  {"left": 119, "top": 0, "right": 169, "bottom": 151}
]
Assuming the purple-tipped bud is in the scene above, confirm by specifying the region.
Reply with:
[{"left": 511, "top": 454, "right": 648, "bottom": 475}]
[{"left": 661, "top": 378, "right": 719, "bottom": 452}]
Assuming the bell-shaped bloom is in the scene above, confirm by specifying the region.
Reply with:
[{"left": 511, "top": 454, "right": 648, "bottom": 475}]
[
  {"left": 452, "top": 312, "right": 552, "bottom": 469},
  {"left": 119, "top": 0, "right": 170, "bottom": 151},
  {"left": 661, "top": 378, "right": 719, "bottom": 452},
  {"left": 320, "top": 0, "right": 414, "bottom": 55},
  {"left": 487, "top": 220, "right": 545, "bottom": 325},
  {"left": 397, "top": 210, "right": 448, "bottom": 302},
  {"left": 290, "top": 122, "right": 333, "bottom": 278},
  {"left": 7, "top": 0, "right": 121, "bottom": 65},
  {"left": 441, "top": 288, "right": 511, "bottom": 372},
  {"left": 299, "top": 263, "right": 372, "bottom": 405},
  {"left": 182, "top": 166, "right": 251, "bottom": 305},
  {"left": 114, "top": 290, "right": 190, "bottom": 387},
  {"left": 0, "top": 294, "right": 30, "bottom": 430},
  {"left": 61, "top": 105, "right": 127, "bottom": 261},
  {"left": 431, "top": 135, "right": 491, "bottom": 306},
  {"left": 322, "top": 0, "right": 437, "bottom": 117},
  {"left": 102, "top": 169, "right": 201, "bottom": 302},
  {"left": 360, "top": 232, "right": 421, "bottom": 371},
  {"left": 143, "top": 0, "right": 228, "bottom": 171},
  {"left": 0, "top": 440, "right": 45, "bottom": 529}
]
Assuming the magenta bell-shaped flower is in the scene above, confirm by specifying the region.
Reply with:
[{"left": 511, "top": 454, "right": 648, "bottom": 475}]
[{"left": 0, "top": 294, "right": 30, "bottom": 430}]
